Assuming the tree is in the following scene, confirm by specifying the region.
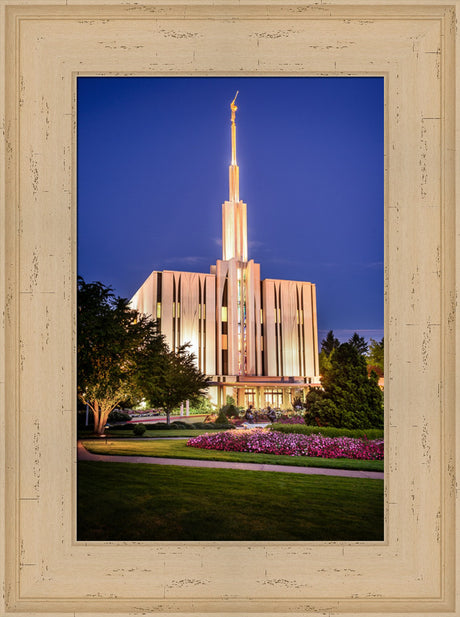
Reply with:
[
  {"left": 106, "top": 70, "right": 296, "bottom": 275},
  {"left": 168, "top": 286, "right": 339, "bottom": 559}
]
[
  {"left": 348, "top": 332, "right": 368, "bottom": 356},
  {"left": 140, "top": 344, "right": 210, "bottom": 425},
  {"left": 367, "top": 337, "right": 384, "bottom": 375},
  {"left": 319, "top": 330, "right": 340, "bottom": 375},
  {"left": 306, "top": 342, "right": 383, "bottom": 429},
  {"left": 321, "top": 330, "right": 340, "bottom": 355},
  {"left": 77, "top": 277, "right": 166, "bottom": 434}
]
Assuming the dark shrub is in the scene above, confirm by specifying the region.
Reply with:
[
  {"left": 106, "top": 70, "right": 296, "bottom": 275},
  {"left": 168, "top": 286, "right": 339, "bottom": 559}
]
[
  {"left": 215, "top": 409, "right": 236, "bottom": 426},
  {"left": 147, "top": 423, "right": 169, "bottom": 430},
  {"left": 107, "top": 423, "right": 131, "bottom": 431},
  {"left": 132, "top": 423, "right": 146, "bottom": 436},
  {"left": 189, "top": 421, "right": 209, "bottom": 430},
  {"left": 171, "top": 420, "right": 189, "bottom": 429},
  {"left": 213, "top": 422, "right": 236, "bottom": 430},
  {"left": 219, "top": 403, "right": 240, "bottom": 419},
  {"left": 108, "top": 409, "right": 131, "bottom": 423},
  {"left": 269, "top": 423, "right": 383, "bottom": 440},
  {"left": 306, "top": 342, "right": 384, "bottom": 429}
]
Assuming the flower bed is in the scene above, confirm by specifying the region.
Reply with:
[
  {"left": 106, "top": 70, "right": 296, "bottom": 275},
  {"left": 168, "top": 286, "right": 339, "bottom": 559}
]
[
  {"left": 186, "top": 429, "right": 384, "bottom": 460},
  {"left": 276, "top": 415, "right": 306, "bottom": 425}
]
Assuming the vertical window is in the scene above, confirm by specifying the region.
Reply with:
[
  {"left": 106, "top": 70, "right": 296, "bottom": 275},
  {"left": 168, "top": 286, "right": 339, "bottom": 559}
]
[
  {"left": 245, "top": 389, "right": 255, "bottom": 407},
  {"left": 264, "top": 389, "right": 283, "bottom": 408}
]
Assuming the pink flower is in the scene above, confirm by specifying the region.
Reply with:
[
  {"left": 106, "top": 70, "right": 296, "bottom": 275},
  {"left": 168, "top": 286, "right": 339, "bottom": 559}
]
[{"left": 186, "top": 429, "right": 384, "bottom": 460}]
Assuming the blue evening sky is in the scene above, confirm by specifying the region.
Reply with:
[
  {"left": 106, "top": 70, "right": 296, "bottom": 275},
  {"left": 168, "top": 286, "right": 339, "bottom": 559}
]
[{"left": 77, "top": 77, "right": 384, "bottom": 343}]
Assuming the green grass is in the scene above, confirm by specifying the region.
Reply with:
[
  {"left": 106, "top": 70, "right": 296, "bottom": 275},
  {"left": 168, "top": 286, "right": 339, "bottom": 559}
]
[
  {"left": 81, "top": 439, "right": 384, "bottom": 472},
  {"left": 77, "top": 461, "right": 384, "bottom": 541}
]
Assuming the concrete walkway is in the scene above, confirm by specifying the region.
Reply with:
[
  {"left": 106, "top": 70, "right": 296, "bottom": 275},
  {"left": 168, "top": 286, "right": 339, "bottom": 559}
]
[{"left": 77, "top": 442, "right": 384, "bottom": 480}]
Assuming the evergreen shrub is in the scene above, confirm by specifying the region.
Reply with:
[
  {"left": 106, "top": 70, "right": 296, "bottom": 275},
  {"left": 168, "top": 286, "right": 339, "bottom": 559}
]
[
  {"left": 108, "top": 409, "right": 131, "bottom": 423},
  {"left": 270, "top": 424, "right": 383, "bottom": 440},
  {"left": 307, "top": 342, "right": 383, "bottom": 429},
  {"left": 146, "top": 422, "right": 169, "bottom": 430},
  {"left": 171, "top": 420, "right": 189, "bottom": 429},
  {"left": 132, "top": 423, "right": 147, "bottom": 436}
]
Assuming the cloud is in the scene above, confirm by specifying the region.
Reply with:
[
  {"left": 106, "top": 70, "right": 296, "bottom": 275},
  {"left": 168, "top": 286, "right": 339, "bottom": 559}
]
[
  {"left": 248, "top": 239, "right": 265, "bottom": 249},
  {"left": 163, "top": 256, "right": 206, "bottom": 265}
]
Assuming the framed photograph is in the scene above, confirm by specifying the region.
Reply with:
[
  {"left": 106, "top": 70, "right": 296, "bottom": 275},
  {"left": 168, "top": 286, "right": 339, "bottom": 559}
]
[
  {"left": 1, "top": 1, "right": 457, "bottom": 615},
  {"left": 76, "top": 74, "right": 385, "bottom": 543}
]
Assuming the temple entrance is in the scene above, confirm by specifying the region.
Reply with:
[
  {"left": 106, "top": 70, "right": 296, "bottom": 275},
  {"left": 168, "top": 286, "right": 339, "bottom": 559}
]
[{"left": 264, "top": 388, "right": 283, "bottom": 408}]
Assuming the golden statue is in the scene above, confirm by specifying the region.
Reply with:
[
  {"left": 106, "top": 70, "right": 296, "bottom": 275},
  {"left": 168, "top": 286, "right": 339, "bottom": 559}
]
[
  {"left": 230, "top": 91, "right": 239, "bottom": 166},
  {"left": 230, "top": 91, "right": 239, "bottom": 124}
]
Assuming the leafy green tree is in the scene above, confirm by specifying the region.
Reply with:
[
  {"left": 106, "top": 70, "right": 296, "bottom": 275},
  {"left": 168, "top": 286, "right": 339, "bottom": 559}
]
[
  {"left": 140, "top": 344, "right": 210, "bottom": 425},
  {"left": 77, "top": 277, "right": 166, "bottom": 434},
  {"left": 306, "top": 342, "right": 383, "bottom": 429},
  {"left": 348, "top": 332, "right": 368, "bottom": 356},
  {"left": 367, "top": 337, "right": 384, "bottom": 375}
]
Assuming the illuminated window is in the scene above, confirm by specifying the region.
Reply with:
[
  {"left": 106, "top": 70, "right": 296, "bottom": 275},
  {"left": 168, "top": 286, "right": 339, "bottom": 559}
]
[
  {"left": 260, "top": 309, "right": 263, "bottom": 323},
  {"left": 221, "top": 306, "right": 228, "bottom": 321},
  {"left": 156, "top": 302, "right": 161, "bottom": 319},
  {"left": 245, "top": 388, "right": 255, "bottom": 406},
  {"left": 222, "top": 334, "right": 228, "bottom": 350},
  {"left": 171, "top": 303, "right": 180, "bottom": 318},
  {"left": 264, "top": 389, "right": 283, "bottom": 408}
]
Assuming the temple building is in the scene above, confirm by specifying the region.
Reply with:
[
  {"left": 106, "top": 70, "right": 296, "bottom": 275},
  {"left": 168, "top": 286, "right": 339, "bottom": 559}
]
[{"left": 130, "top": 93, "right": 320, "bottom": 409}]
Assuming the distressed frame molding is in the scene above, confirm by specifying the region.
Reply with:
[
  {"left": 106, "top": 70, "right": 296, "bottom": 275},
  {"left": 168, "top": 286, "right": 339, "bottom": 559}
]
[{"left": 0, "top": 2, "right": 457, "bottom": 616}]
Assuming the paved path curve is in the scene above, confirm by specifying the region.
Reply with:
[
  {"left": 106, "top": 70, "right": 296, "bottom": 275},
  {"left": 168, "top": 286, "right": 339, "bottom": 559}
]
[{"left": 77, "top": 442, "right": 384, "bottom": 480}]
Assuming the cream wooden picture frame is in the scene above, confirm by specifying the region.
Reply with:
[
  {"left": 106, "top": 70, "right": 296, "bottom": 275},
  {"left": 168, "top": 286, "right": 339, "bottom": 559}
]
[{"left": 0, "top": 1, "right": 457, "bottom": 615}]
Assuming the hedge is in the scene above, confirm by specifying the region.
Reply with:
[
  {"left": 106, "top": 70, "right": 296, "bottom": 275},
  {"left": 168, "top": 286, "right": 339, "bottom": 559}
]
[{"left": 269, "top": 424, "right": 384, "bottom": 440}]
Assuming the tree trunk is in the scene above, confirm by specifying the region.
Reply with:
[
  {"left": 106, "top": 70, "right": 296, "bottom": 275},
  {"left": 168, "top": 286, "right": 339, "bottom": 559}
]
[
  {"left": 88, "top": 399, "right": 118, "bottom": 435},
  {"left": 166, "top": 409, "right": 171, "bottom": 426},
  {"left": 91, "top": 401, "right": 101, "bottom": 435},
  {"left": 95, "top": 414, "right": 104, "bottom": 435},
  {"left": 93, "top": 401, "right": 108, "bottom": 435}
]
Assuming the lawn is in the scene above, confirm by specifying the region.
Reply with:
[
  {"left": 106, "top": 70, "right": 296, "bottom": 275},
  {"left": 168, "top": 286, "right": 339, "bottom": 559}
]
[
  {"left": 81, "top": 438, "right": 384, "bottom": 472},
  {"left": 77, "top": 461, "right": 384, "bottom": 541}
]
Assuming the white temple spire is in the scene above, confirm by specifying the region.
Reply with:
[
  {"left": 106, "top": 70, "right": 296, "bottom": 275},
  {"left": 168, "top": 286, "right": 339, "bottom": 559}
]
[
  {"left": 222, "top": 92, "right": 247, "bottom": 262},
  {"left": 229, "top": 91, "right": 239, "bottom": 202}
]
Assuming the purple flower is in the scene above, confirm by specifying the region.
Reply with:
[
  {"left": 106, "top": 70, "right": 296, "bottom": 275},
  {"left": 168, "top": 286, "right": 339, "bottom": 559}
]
[{"left": 186, "top": 429, "right": 384, "bottom": 460}]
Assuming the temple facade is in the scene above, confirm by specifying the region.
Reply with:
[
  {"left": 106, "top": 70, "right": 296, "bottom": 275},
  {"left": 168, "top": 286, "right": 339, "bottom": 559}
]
[{"left": 130, "top": 93, "right": 320, "bottom": 409}]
